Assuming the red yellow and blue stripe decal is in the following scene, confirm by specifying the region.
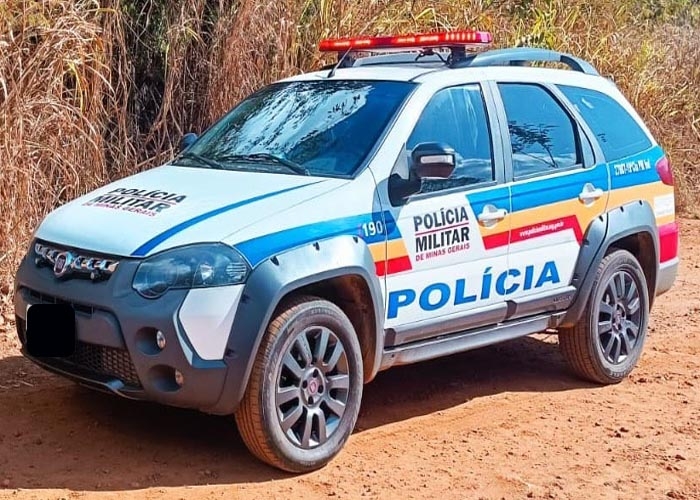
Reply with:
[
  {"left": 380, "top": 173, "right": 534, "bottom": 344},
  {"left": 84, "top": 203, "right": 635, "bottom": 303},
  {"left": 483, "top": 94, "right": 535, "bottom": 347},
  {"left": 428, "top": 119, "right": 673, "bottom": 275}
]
[
  {"left": 179, "top": 146, "right": 676, "bottom": 277},
  {"left": 466, "top": 145, "right": 675, "bottom": 257}
]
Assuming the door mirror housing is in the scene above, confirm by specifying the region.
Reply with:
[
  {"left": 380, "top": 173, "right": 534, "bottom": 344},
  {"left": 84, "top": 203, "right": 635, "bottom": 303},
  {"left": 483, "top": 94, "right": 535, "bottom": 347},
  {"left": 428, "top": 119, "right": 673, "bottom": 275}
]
[
  {"left": 410, "top": 142, "right": 456, "bottom": 179},
  {"left": 179, "top": 132, "right": 198, "bottom": 152}
]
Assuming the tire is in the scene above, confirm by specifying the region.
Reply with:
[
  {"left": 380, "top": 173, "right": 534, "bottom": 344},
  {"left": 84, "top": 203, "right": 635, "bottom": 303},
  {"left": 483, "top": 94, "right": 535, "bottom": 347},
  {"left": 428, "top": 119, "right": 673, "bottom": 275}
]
[
  {"left": 234, "top": 295, "right": 363, "bottom": 472},
  {"left": 559, "top": 249, "right": 650, "bottom": 384}
]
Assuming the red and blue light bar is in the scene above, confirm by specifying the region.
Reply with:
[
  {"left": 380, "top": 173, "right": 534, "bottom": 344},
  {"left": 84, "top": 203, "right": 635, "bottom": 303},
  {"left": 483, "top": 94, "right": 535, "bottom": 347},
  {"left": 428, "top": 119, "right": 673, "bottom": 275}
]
[{"left": 319, "top": 30, "right": 493, "bottom": 52}]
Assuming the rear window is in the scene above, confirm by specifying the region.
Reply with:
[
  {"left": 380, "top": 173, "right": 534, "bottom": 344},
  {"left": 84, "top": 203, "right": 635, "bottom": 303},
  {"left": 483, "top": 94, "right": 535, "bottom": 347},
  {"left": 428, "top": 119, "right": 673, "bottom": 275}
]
[{"left": 557, "top": 85, "right": 652, "bottom": 161}]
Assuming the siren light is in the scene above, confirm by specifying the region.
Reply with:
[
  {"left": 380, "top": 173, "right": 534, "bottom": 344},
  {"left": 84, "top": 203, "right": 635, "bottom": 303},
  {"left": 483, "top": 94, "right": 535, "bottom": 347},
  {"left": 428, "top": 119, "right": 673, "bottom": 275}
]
[{"left": 319, "top": 30, "right": 493, "bottom": 52}]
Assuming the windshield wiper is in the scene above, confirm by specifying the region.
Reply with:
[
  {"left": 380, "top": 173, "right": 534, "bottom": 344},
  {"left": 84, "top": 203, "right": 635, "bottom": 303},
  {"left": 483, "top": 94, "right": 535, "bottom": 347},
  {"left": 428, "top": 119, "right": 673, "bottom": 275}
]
[
  {"left": 218, "top": 153, "right": 309, "bottom": 176},
  {"left": 174, "top": 151, "right": 226, "bottom": 170}
]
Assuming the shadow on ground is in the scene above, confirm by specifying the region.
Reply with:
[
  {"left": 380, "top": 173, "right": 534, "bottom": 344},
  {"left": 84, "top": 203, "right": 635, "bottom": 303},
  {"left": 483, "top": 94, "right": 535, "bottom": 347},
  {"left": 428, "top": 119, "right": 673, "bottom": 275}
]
[{"left": 0, "top": 334, "right": 594, "bottom": 491}]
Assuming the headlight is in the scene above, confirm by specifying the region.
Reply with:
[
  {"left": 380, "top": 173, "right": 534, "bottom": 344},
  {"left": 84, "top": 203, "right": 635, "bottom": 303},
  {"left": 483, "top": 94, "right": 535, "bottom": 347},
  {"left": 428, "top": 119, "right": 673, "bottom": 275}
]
[{"left": 132, "top": 243, "right": 249, "bottom": 299}]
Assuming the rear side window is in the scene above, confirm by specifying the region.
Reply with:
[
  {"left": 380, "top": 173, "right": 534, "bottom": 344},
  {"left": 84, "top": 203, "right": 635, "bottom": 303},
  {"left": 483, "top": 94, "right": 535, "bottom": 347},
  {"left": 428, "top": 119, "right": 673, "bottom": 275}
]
[
  {"left": 497, "top": 83, "right": 580, "bottom": 178},
  {"left": 557, "top": 85, "right": 652, "bottom": 161}
]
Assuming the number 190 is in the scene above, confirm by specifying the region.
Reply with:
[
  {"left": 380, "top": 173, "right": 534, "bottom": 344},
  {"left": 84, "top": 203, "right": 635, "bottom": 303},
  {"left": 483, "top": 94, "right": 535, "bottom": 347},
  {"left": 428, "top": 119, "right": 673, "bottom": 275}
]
[{"left": 362, "top": 221, "right": 384, "bottom": 237}]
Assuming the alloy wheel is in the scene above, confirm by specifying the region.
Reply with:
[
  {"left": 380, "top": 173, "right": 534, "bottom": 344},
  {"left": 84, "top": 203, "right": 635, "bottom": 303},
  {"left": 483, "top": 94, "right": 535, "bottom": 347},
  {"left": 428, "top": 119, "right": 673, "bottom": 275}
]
[
  {"left": 275, "top": 326, "right": 350, "bottom": 449},
  {"left": 597, "top": 270, "right": 642, "bottom": 365}
]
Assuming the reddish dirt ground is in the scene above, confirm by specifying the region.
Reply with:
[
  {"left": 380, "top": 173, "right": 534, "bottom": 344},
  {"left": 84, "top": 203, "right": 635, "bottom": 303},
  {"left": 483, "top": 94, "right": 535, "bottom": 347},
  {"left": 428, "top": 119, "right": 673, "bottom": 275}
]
[{"left": 0, "top": 220, "right": 698, "bottom": 500}]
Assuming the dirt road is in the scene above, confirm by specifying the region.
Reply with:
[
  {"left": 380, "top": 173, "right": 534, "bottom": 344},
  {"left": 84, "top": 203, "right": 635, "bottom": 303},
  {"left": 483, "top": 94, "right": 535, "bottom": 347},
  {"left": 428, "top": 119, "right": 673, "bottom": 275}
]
[{"left": 1, "top": 220, "right": 698, "bottom": 500}]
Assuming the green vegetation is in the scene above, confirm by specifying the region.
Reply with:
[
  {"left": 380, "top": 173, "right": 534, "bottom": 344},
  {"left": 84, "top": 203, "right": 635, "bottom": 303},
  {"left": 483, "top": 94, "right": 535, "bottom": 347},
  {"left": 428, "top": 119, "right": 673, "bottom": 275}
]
[{"left": 1, "top": 0, "right": 698, "bottom": 296}]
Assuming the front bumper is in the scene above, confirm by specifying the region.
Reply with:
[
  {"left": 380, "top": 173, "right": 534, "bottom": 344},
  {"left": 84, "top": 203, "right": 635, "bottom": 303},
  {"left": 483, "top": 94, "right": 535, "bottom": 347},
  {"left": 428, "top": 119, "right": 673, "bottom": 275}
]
[{"left": 13, "top": 246, "right": 233, "bottom": 413}]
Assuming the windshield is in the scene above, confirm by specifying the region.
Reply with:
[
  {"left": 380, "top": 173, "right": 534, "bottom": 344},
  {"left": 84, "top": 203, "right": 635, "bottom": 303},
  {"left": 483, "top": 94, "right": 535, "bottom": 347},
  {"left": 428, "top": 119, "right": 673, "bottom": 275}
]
[{"left": 177, "top": 80, "right": 415, "bottom": 177}]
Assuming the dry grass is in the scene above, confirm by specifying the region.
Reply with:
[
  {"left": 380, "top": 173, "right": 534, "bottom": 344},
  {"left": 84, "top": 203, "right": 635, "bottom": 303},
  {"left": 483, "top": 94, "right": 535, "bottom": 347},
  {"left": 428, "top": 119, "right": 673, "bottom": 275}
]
[
  {"left": 0, "top": 0, "right": 127, "bottom": 307},
  {"left": 1, "top": 0, "right": 699, "bottom": 310}
]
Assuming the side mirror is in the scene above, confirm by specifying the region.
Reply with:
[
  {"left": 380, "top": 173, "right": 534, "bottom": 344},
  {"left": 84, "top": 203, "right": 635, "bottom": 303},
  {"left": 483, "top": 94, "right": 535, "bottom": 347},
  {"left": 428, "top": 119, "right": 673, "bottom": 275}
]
[
  {"left": 410, "top": 142, "right": 456, "bottom": 179},
  {"left": 179, "top": 132, "right": 198, "bottom": 152}
]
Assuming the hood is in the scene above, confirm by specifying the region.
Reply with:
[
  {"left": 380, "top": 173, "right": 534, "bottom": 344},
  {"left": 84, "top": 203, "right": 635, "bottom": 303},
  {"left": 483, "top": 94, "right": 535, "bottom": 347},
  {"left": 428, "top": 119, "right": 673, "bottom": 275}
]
[{"left": 35, "top": 165, "right": 344, "bottom": 257}]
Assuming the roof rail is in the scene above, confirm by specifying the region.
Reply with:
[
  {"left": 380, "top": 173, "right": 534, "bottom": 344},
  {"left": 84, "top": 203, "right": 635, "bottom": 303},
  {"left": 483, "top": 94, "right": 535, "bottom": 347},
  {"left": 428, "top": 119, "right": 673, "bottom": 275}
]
[{"left": 454, "top": 47, "right": 599, "bottom": 75}]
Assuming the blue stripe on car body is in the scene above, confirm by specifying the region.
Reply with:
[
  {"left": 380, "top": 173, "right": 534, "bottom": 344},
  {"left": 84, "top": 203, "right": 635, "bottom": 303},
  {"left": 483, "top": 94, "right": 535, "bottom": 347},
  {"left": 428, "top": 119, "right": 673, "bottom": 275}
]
[
  {"left": 131, "top": 182, "right": 321, "bottom": 257},
  {"left": 468, "top": 145, "right": 663, "bottom": 215},
  {"left": 236, "top": 211, "right": 400, "bottom": 267}
]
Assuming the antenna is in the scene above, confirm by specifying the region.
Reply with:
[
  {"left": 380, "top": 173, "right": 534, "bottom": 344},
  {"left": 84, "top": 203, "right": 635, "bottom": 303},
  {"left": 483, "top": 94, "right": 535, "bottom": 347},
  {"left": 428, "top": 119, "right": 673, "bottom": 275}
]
[{"left": 327, "top": 47, "right": 353, "bottom": 78}]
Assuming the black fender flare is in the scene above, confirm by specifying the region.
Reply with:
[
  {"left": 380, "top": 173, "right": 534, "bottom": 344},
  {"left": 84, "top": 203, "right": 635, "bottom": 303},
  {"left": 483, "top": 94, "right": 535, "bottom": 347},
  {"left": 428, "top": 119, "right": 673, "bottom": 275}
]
[
  {"left": 560, "top": 200, "right": 659, "bottom": 328},
  {"left": 205, "top": 234, "right": 384, "bottom": 415}
]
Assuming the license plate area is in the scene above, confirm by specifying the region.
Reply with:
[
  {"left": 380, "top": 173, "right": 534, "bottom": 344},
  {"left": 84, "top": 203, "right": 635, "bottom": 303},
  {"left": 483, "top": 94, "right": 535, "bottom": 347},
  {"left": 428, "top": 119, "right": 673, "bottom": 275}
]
[{"left": 25, "top": 304, "right": 76, "bottom": 357}]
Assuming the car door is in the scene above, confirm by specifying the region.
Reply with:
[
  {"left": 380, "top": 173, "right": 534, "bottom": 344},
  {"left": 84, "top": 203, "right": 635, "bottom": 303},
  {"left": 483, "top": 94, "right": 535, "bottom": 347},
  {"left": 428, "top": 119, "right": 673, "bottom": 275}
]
[
  {"left": 379, "top": 83, "right": 512, "bottom": 347},
  {"left": 491, "top": 81, "right": 610, "bottom": 317}
]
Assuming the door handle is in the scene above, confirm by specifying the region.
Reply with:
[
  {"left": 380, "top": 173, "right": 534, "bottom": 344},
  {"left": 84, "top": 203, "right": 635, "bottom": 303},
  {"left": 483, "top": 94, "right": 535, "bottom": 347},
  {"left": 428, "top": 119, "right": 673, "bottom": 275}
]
[
  {"left": 579, "top": 183, "right": 604, "bottom": 204},
  {"left": 477, "top": 205, "right": 508, "bottom": 226}
]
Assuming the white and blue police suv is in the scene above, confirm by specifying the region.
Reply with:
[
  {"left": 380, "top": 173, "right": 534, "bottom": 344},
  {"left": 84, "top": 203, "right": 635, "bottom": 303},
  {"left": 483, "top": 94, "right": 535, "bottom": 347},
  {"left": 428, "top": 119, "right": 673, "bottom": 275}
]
[{"left": 13, "top": 30, "right": 679, "bottom": 472}]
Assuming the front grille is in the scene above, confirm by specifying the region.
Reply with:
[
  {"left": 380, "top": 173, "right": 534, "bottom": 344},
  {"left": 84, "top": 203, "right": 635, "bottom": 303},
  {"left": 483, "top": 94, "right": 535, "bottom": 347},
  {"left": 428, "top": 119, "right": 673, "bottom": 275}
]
[
  {"left": 26, "top": 289, "right": 94, "bottom": 315},
  {"left": 64, "top": 342, "right": 141, "bottom": 388},
  {"left": 33, "top": 241, "right": 120, "bottom": 282}
]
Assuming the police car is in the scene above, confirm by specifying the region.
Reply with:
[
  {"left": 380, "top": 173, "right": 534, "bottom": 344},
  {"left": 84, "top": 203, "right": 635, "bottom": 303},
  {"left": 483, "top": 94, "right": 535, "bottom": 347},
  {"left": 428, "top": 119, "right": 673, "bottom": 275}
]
[{"left": 13, "top": 30, "right": 679, "bottom": 472}]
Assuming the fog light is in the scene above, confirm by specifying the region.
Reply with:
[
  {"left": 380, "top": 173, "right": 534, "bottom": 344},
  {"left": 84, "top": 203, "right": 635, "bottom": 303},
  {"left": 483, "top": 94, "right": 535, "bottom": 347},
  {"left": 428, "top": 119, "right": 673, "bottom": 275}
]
[
  {"left": 174, "top": 369, "right": 184, "bottom": 387},
  {"left": 156, "top": 330, "right": 166, "bottom": 350}
]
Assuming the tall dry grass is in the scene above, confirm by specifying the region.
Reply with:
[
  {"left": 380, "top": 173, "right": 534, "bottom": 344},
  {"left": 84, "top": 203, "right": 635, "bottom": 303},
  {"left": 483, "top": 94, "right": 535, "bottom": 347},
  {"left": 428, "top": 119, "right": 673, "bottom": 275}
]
[
  {"left": 1, "top": 0, "right": 699, "bottom": 313},
  {"left": 0, "top": 0, "right": 128, "bottom": 312}
]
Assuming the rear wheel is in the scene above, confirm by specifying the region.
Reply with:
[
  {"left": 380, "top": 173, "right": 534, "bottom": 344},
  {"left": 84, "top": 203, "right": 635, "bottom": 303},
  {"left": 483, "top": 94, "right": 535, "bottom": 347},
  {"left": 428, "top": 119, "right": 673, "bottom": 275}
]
[
  {"left": 235, "top": 296, "right": 363, "bottom": 472},
  {"left": 559, "top": 249, "right": 649, "bottom": 384}
]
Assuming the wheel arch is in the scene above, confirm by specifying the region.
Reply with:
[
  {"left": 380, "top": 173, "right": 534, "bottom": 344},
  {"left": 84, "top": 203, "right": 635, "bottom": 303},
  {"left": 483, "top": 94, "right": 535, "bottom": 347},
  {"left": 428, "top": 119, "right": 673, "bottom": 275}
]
[
  {"left": 278, "top": 274, "right": 379, "bottom": 384},
  {"left": 560, "top": 200, "right": 659, "bottom": 328},
  {"left": 605, "top": 231, "right": 656, "bottom": 307},
  {"left": 204, "top": 235, "right": 384, "bottom": 415}
]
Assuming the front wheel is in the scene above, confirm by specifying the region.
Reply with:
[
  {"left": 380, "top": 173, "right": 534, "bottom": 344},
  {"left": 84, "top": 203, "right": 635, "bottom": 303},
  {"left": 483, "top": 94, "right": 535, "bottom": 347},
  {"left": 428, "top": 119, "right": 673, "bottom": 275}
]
[
  {"left": 559, "top": 249, "right": 650, "bottom": 384},
  {"left": 235, "top": 296, "right": 363, "bottom": 472}
]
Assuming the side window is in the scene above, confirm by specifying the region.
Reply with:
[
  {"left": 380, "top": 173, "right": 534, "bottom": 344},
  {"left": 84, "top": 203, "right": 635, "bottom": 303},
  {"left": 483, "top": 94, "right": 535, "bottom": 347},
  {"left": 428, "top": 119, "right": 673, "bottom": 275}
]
[
  {"left": 557, "top": 84, "right": 653, "bottom": 161},
  {"left": 498, "top": 83, "right": 581, "bottom": 178},
  {"left": 407, "top": 85, "right": 494, "bottom": 193}
]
